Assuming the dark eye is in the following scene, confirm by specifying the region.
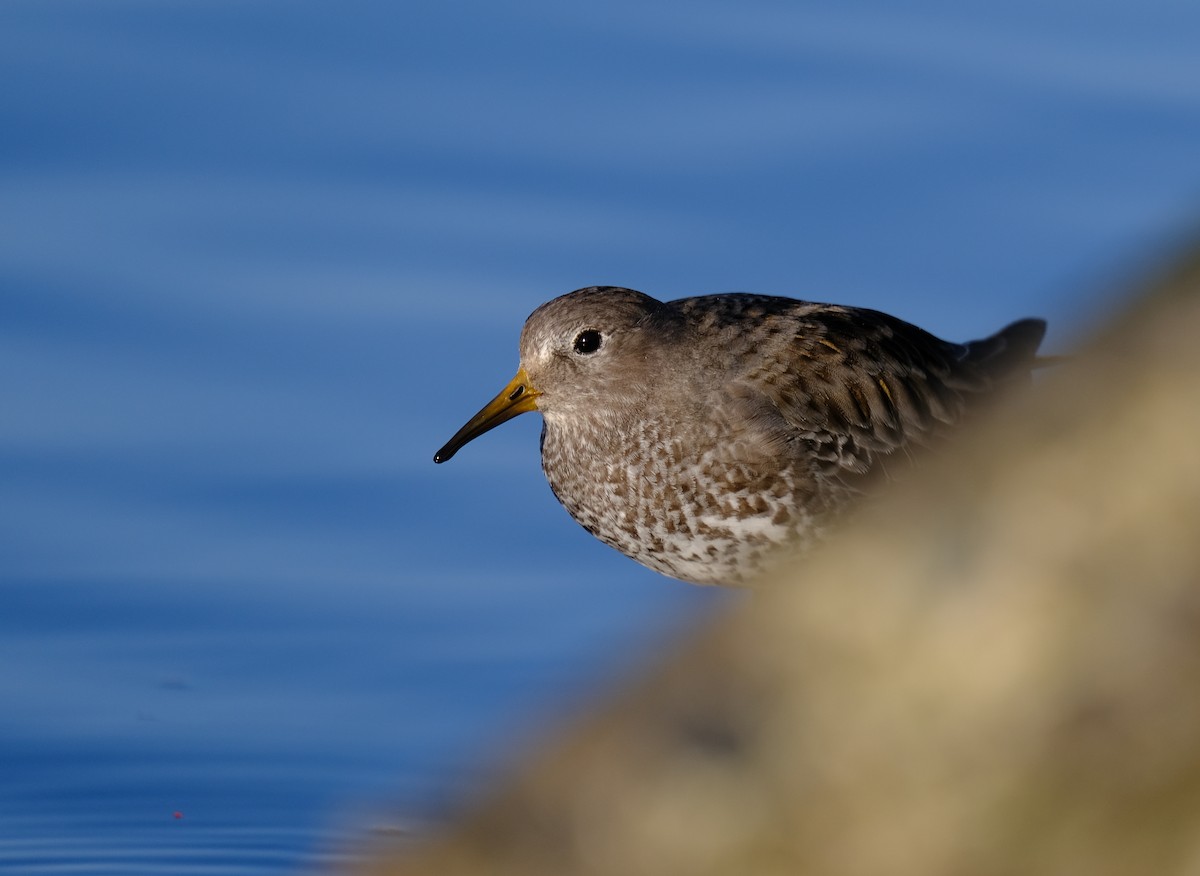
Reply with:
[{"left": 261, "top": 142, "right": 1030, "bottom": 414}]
[{"left": 573, "top": 329, "right": 603, "bottom": 355}]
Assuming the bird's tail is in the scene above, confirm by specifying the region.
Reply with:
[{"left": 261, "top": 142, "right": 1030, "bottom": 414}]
[{"left": 963, "top": 318, "right": 1050, "bottom": 381}]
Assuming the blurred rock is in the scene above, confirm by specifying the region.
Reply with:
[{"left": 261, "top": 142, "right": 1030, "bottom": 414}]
[{"left": 354, "top": 243, "right": 1200, "bottom": 876}]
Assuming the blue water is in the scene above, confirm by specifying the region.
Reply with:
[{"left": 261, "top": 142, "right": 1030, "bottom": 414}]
[{"left": 2, "top": 1, "right": 1199, "bottom": 871}]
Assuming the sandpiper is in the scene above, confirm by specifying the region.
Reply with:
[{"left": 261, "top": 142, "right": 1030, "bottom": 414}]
[{"left": 435, "top": 287, "right": 1046, "bottom": 586}]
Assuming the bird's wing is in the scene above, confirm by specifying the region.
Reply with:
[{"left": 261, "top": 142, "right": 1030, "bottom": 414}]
[{"left": 731, "top": 304, "right": 1043, "bottom": 479}]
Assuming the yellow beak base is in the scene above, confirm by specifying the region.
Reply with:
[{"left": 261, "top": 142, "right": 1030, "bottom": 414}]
[{"left": 433, "top": 367, "right": 541, "bottom": 463}]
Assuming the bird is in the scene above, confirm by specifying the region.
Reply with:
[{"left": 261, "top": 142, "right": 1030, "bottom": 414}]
[{"left": 434, "top": 286, "right": 1047, "bottom": 586}]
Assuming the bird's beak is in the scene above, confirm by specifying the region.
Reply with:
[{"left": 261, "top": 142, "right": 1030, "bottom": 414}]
[{"left": 433, "top": 367, "right": 542, "bottom": 463}]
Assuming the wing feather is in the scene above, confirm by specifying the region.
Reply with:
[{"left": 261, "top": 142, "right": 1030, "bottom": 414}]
[{"left": 723, "top": 301, "right": 1043, "bottom": 481}]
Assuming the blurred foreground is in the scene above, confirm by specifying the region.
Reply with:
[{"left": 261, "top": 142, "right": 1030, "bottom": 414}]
[{"left": 354, "top": 239, "right": 1200, "bottom": 875}]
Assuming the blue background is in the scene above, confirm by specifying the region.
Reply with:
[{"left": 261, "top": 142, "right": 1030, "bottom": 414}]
[{"left": 2, "top": 1, "right": 1198, "bottom": 872}]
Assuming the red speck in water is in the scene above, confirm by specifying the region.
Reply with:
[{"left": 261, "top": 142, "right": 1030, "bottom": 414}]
[{"left": 173, "top": 811, "right": 184, "bottom": 820}]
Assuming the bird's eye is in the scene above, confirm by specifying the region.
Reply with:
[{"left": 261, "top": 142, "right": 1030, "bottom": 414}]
[{"left": 573, "top": 329, "right": 603, "bottom": 355}]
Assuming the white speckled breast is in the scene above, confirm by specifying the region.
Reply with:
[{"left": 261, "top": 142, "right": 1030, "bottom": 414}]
[{"left": 539, "top": 408, "right": 821, "bottom": 587}]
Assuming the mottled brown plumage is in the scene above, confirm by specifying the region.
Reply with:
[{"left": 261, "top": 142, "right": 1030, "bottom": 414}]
[{"left": 435, "top": 286, "right": 1046, "bottom": 586}]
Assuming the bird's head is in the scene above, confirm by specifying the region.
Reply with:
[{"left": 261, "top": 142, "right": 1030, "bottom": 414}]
[{"left": 433, "top": 286, "right": 680, "bottom": 463}]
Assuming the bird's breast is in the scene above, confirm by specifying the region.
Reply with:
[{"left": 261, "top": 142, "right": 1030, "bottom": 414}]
[{"left": 538, "top": 414, "right": 821, "bottom": 586}]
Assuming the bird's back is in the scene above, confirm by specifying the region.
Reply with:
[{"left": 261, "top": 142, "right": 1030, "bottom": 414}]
[{"left": 671, "top": 295, "right": 1046, "bottom": 478}]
